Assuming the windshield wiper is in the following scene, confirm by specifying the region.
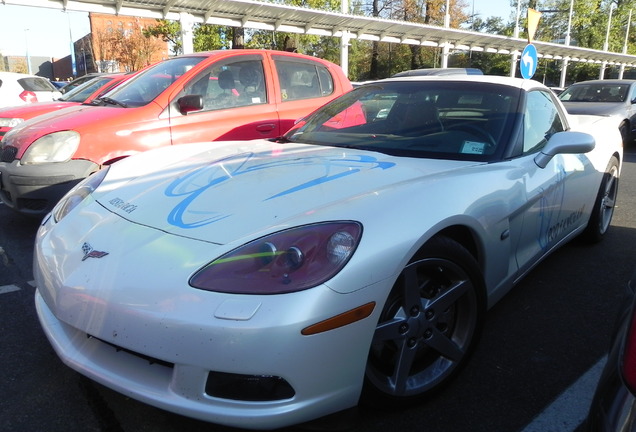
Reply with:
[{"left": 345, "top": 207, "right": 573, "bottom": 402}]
[
  {"left": 99, "top": 97, "right": 128, "bottom": 108},
  {"left": 271, "top": 136, "right": 294, "bottom": 143}
]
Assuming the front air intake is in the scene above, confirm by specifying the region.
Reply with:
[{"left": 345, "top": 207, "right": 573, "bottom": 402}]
[{"left": 1, "top": 146, "right": 17, "bottom": 163}]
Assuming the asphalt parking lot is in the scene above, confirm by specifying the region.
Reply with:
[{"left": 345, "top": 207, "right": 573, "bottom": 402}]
[{"left": 2, "top": 150, "right": 636, "bottom": 432}]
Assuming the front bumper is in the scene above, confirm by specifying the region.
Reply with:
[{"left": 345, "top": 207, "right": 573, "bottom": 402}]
[
  {"left": 33, "top": 210, "right": 384, "bottom": 429},
  {"left": 0, "top": 158, "right": 98, "bottom": 216}
]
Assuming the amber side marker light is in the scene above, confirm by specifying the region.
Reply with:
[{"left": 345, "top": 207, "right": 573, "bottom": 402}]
[{"left": 301, "top": 302, "right": 376, "bottom": 336}]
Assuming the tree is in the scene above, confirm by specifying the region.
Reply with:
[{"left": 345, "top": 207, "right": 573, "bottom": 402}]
[
  {"left": 130, "top": 0, "right": 636, "bottom": 82},
  {"left": 92, "top": 26, "right": 116, "bottom": 72},
  {"left": 143, "top": 19, "right": 182, "bottom": 55},
  {"left": 91, "top": 18, "right": 166, "bottom": 73},
  {"left": 114, "top": 19, "right": 164, "bottom": 71}
]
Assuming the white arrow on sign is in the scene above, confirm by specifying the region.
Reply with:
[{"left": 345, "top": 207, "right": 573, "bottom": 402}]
[{"left": 522, "top": 50, "right": 535, "bottom": 74}]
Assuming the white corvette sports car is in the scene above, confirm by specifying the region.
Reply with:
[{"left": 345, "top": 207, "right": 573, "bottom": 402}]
[{"left": 34, "top": 75, "right": 622, "bottom": 429}]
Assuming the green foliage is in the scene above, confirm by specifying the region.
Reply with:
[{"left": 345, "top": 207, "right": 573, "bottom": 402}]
[
  {"left": 143, "top": 19, "right": 182, "bottom": 56},
  {"left": 142, "top": 0, "right": 636, "bottom": 82},
  {"left": 193, "top": 25, "right": 230, "bottom": 51}
]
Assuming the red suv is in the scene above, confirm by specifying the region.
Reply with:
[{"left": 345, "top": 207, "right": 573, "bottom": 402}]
[{"left": 0, "top": 50, "right": 352, "bottom": 216}]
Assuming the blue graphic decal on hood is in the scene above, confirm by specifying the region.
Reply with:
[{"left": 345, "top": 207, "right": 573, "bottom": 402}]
[{"left": 164, "top": 152, "right": 395, "bottom": 229}]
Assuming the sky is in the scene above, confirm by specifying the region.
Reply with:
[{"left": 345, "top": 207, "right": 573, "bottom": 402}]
[{"left": 0, "top": 1, "right": 516, "bottom": 58}]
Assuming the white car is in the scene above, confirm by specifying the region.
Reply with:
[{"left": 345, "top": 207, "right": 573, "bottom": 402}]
[
  {"left": 33, "top": 75, "right": 623, "bottom": 430},
  {"left": 0, "top": 71, "right": 61, "bottom": 108}
]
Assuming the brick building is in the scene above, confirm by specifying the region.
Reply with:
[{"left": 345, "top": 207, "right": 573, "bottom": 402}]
[
  {"left": 3, "top": 13, "right": 169, "bottom": 80},
  {"left": 86, "top": 13, "right": 170, "bottom": 73}
]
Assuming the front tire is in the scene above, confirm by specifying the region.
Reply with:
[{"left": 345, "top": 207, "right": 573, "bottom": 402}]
[
  {"left": 362, "top": 236, "right": 485, "bottom": 406},
  {"left": 619, "top": 122, "right": 633, "bottom": 147},
  {"left": 582, "top": 156, "right": 619, "bottom": 243}
]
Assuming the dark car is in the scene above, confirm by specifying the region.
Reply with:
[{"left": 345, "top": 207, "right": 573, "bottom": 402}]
[
  {"left": 50, "top": 80, "right": 69, "bottom": 90},
  {"left": 586, "top": 268, "right": 636, "bottom": 431},
  {"left": 559, "top": 79, "right": 636, "bottom": 145},
  {"left": 57, "top": 73, "right": 104, "bottom": 94}
]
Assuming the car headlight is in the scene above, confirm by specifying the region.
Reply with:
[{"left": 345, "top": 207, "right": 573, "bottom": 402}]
[
  {"left": 190, "top": 221, "right": 362, "bottom": 294},
  {"left": 52, "top": 167, "right": 109, "bottom": 222},
  {"left": 21, "top": 131, "right": 80, "bottom": 164},
  {"left": 0, "top": 118, "right": 24, "bottom": 128}
]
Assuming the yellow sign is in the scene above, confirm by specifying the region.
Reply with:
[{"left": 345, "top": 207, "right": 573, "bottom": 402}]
[{"left": 527, "top": 8, "right": 542, "bottom": 43}]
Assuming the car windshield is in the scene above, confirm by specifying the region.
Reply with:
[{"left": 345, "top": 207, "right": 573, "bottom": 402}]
[
  {"left": 559, "top": 84, "right": 628, "bottom": 103},
  {"left": 104, "top": 56, "right": 207, "bottom": 107},
  {"left": 58, "top": 76, "right": 115, "bottom": 103},
  {"left": 284, "top": 81, "right": 520, "bottom": 161}
]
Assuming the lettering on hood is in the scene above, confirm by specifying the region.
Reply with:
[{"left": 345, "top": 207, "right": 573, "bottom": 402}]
[{"left": 109, "top": 197, "right": 138, "bottom": 214}]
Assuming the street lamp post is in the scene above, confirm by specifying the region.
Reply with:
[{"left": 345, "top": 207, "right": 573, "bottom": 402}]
[
  {"left": 24, "top": 29, "right": 32, "bottom": 75},
  {"left": 600, "top": 3, "right": 615, "bottom": 79},
  {"left": 441, "top": 0, "right": 450, "bottom": 68},
  {"left": 81, "top": 47, "right": 87, "bottom": 75},
  {"left": 66, "top": 10, "right": 77, "bottom": 77},
  {"left": 340, "top": 0, "right": 349, "bottom": 78},
  {"left": 620, "top": 10, "right": 632, "bottom": 79},
  {"left": 559, "top": 0, "right": 574, "bottom": 88},
  {"left": 510, "top": 0, "right": 521, "bottom": 77}
]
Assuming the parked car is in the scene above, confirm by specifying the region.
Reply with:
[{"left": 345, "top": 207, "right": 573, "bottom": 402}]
[
  {"left": 550, "top": 86, "right": 565, "bottom": 96},
  {"left": 0, "top": 71, "right": 61, "bottom": 108},
  {"left": 58, "top": 73, "right": 107, "bottom": 94},
  {"left": 558, "top": 79, "right": 636, "bottom": 145},
  {"left": 34, "top": 75, "right": 622, "bottom": 430},
  {"left": 0, "top": 49, "right": 352, "bottom": 217},
  {"left": 585, "top": 268, "right": 636, "bottom": 431},
  {"left": 50, "top": 80, "right": 69, "bottom": 91},
  {"left": 392, "top": 67, "right": 483, "bottom": 77},
  {"left": 0, "top": 73, "right": 129, "bottom": 140}
]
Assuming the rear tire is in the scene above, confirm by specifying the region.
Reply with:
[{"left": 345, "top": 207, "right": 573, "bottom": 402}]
[{"left": 582, "top": 156, "right": 619, "bottom": 243}]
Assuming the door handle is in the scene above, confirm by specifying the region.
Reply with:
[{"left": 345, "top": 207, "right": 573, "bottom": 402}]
[{"left": 256, "top": 123, "right": 276, "bottom": 133}]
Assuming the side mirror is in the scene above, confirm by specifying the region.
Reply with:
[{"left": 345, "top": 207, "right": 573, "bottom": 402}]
[
  {"left": 177, "top": 95, "right": 203, "bottom": 114},
  {"left": 534, "top": 131, "right": 595, "bottom": 168}
]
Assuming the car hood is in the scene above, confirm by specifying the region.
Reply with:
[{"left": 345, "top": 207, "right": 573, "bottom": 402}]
[
  {"left": 3, "top": 104, "right": 144, "bottom": 152},
  {"left": 0, "top": 100, "right": 79, "bottom": 119},
  {"left": 95, "top": 140, "right": 481, "bottom": 245},
  {"left": 561, "top": 101, "right": 627, "bottom": 116}
]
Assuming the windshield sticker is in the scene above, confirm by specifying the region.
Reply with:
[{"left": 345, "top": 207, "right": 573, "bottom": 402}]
[
  {"left": 460, "top": 141, "right": 486, "bottom": 154},
  {"left": 164, "top": 152, "right": 395, "bottom": 229}
]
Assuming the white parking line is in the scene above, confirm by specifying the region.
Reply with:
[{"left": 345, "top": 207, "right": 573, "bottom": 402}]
[
  {"left": 521, "top": 356, "right": 607, "bottom": 432},
  {"left": 0, "top": 284, "right": 21, "bottom": 294}
]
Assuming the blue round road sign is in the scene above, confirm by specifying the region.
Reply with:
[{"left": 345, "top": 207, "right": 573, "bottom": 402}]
[{"left": 520, "top": 44, "right": 538, "bottom": 79}]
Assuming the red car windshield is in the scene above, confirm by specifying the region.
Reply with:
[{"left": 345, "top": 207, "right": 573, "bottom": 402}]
[{"left": 105, "top": 56, "right": 207, "bottom": 107}]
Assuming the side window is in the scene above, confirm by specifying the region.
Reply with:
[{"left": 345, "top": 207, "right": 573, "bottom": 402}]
[
  {"left": 184, "top": 59, "right": 267, "bottom": 111},
  {"left": 523, "top": 90, "right": 565, "bottom": 154},
  {"left": 630, "top": 84, "right": 636, "bottom": 104},
  {"left": 275, "top": 60, "right": 334, "bottom": 102}
]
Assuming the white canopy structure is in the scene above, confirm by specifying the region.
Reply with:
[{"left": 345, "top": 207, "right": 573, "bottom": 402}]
[{"left": 4, "top": 0, "right": 636, "bottom": 77}]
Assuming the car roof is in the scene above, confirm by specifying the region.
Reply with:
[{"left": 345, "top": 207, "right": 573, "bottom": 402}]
[
  {"left": 392, "top": 67, "right": 483, "bottom": 77},
  {"left": 372, "top": 74, "right": 544, "bottom": 91},
  {"left": 568, "top": 79, "right": 636, "bottom": 86},
  {"left": 176, "top": 49, "right": 339, "bottom": 65},
  {"left": 0, "top": 71, "right": 43, "bottom": 79}
]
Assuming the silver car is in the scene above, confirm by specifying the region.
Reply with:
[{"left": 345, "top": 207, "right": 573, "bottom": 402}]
[{"left": 559, "top": 79, "right": 636, "bottom": 145}]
